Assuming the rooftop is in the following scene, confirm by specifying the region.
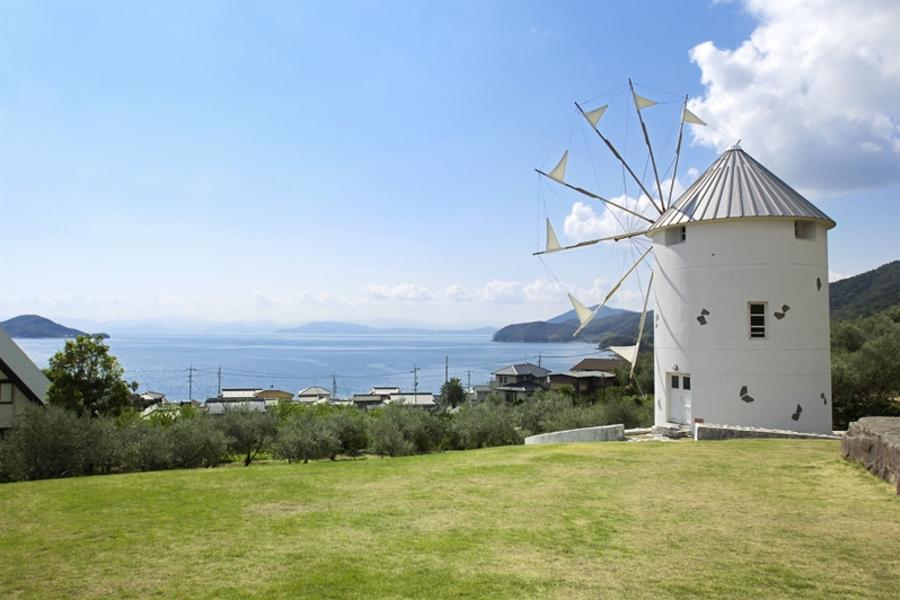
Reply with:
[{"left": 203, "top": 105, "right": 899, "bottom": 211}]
[
  {"left": 650, "top": 147, "right": 835, "bottom": 232},
  {"left": 492, "top": 363, "right": 551, "bottom": 377}
]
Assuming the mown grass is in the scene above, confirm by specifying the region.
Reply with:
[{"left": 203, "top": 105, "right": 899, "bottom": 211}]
[{"left": 0, "top": 440, "right": 897, "bottom": 599}]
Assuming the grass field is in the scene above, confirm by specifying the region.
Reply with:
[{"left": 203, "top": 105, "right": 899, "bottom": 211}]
[{"left": 1, "top": 440, "right": 898, "bottom": 599}]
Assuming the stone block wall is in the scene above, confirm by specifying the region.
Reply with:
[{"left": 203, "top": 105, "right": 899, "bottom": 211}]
[{"left": 841, "top": 417, "right": 900, "bottom": 494}]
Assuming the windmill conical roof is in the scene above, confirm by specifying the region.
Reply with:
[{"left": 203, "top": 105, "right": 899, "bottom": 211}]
[{"left": 649, "top": 147, "right": 835, "bottom": 232}]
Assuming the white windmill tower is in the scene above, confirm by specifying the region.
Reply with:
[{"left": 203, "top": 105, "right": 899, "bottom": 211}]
[{"left": 535, "top": 81, "right": 834, "bottom": 434}]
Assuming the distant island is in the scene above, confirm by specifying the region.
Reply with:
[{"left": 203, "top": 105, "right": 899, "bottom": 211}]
[
  {"left": 0, "top": 315, "right": 108, "bottom": 339},
  {"left": 493, "top": 305, "right": 653, "bottom": 345},
  {"left": 494, "top": 260, "right": 900, "bottom": 343},
  {"left": 276, "top": 321, "right": 496, "bottom": 335}
]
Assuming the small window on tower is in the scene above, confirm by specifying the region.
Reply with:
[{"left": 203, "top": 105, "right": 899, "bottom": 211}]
[
  {"left": 749, "top": 302, "right": 767, "bottom": 338},
  {"left": 671, "top": 375, "right": 680, "bottom": 389},
  {"left": 665, "top": 226, "right": 687, "bottom": 245},
  {"left": 794, "top": 220, "right": 816, "bottom": 240},
  {"left": 682, "top": 376, "right": 691, "bottom": 390}
]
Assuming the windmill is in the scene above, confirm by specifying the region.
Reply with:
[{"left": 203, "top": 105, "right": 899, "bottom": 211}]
[{"left": 534, "top": 80, "right": 834, "bottom": 434}]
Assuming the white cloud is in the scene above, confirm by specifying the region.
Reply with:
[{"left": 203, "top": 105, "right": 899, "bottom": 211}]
[
  {"left": 689, "top": 0, "right": 900, "bottom": 193},
  {"left": 562, "top": 176, "right": 685, "bottom": 241},
  {"left": 441, "top": 284, "right": 474, "bottom": 302},
  {"left": 479, "top": 280, "right": 523, "bottom": 303},
  {"left": 363, "top": 283, "right": 433, "bottom": 301}
]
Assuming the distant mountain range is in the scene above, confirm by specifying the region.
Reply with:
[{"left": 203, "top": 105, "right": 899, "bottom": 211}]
[
  {"left": 0, "top": 315, "right": 107, "bottom": 339},
  {"left": 276, "top": 321, "right": 496, "bottom": 335},
  {"left": 494, "top": 260, "right": 900, "bottom": 343},
  {"left": 830, "top": 260, "right": 899, "bottom": 320}
]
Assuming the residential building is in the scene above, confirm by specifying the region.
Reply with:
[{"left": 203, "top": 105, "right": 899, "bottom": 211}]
[
  {"left": 0, "top": 330, "right": 49, "bottom": 434},
  {"left": 490, "top": 363, "right": 550, "bottom": 403},
  {"left": 297, "top": 386, "right": 332, "bottom": 404}
]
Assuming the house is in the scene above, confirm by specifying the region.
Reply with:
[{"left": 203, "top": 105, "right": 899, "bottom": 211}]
[
  {"left": 549, "top": 369, "right": 617, "bottom": 400},
  {"left": 386, "top": 392, "right": 437, "bottom": 410},
  {"left": 0, "top": 330, "right": 49, "bottom": 434},
  {"left": 570, "top": 357, "right": 628, "bottom": 373},
  {"left": 351, "top": 394, "right": 386, "bottom": 411},
  {"left": 206, "top": 387, "right": 272, "bottom": 414},
  {"left": 297, "top": 386, "right": 332, "bottom": 404},
  {"left": 351, "top": 389, "right": 437, "bottom": 411},
  {"left": 204, "top": 397, "right": 267, "bottom": 415},
  {"left": 470, "top": 384, "right": 493, "bottom": 402},
  {"left": 133, "top": 390, "right": 166, "bottom": 411},
  {"left": 491, "top": 363, "right": 550, "bottom": 403},
  {"left": 255, "top": 389, "right": 294, "bottom": 405}
]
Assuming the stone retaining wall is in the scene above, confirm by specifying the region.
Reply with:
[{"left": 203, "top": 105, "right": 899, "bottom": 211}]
[
  {"left": 695, "top": 423, "right": 839, "bottom": 441},
  {"left": 841, "top": 417, "right": 900, "bottom": 494},
  {"left": 524, "top": 424, "right": 625, "bottom": 445}
]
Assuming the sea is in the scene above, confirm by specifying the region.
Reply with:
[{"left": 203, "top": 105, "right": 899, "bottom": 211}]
[{"left": 16, "top": 333, "right": 603, "bottom": 402}]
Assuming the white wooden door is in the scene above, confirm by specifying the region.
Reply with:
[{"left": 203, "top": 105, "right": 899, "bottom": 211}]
[{"left": 668, "top": 373, "right": 692, "bottom": 424}]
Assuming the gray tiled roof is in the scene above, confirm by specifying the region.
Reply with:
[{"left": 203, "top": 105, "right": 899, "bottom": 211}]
[
  {"left": 492, "top": 363, "right": 551, "bottom": 377},
  {"left": 650, "top": 147, "right": 835, "bottom": 232}
]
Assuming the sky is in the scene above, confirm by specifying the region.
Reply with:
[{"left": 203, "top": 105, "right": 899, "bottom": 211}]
[{"left": 1, "top": 0, "right": 898, "bottom": 329}]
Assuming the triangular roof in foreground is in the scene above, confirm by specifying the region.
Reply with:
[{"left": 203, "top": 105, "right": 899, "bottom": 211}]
[
  {"left": 0, "top": 330, "right": 49, "bottom": 404},
  {"left": 650, "top": 146, "right": 835, "bottom": 232}
]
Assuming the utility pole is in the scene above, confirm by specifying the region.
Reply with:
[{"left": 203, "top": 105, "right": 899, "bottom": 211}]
[
  {"left": 217, "top": 366, "right": 222, "bottom": 397},
  {"left": 467, "top": 369, "right": 471, "bottom": 391},
  {"left": 538, "top": 353, "right": 542, "bottom": 368},
  {"left": 332, "top": 374, "right": 337, "bottom": 401},
  {"left": 444, "top": 355, "right": 449, "bottom": 383},
  {"left": 411, "top": 364, "right": 420, "bottom": 399},
  {"left": 187, "top": 365, "right": 197, "bottom": 402}
]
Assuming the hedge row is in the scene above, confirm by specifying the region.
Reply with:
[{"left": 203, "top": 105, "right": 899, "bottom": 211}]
[{"left": 0, "top": 392, "right": 652, "bottom": 482}]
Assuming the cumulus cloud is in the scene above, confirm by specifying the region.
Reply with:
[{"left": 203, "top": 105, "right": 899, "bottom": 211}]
[
  {"left": 479, "top": 280, "right": 523, "bottom": 303},
  {"left": 563, "top": 177, "right": 685, "bottom": 241},
  {"left": 689, "top": 0, "right": 900, "bottom": 193},
  {"left": 363, "top": 283, "right": 433, "bottom": 301}
]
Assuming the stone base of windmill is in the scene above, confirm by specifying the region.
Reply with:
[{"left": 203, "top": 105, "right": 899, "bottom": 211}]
[
  {"left": 694, "top": 423, "right": 840, "bottom": 441},
  {"left": 841, "top": 417, "right": 900, "bottom": 494}
]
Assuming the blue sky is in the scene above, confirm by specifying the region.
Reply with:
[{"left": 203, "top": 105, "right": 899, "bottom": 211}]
[{"left": 1, "top": 0, "right": 898, "bottom": 328}]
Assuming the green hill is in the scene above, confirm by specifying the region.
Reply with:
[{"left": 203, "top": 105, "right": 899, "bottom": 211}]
[
  {"left": 0, "top": 314, "right": 88, "bottom": 338},
  {"left": 0, "top": 441, "right": 896, "bottom": 599},
  {"left": 830, "top": 260, "right": 900, "bottom": 320}
]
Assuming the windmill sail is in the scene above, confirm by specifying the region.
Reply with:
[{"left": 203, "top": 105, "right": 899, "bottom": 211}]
[
  {"left": 532, "top": 229, "right": 649, "bottom": 256},
  {"left": 633, "top": 93, "right": 656, "bottom": 110},
  {"left": 571, "top": 247, "right": 652, "bottom": 336},
  {"left": 629, "top": 271, "right": 654, "bottom": 379},
  {"left": 548, "top": 151, "right": 568, "bottom": 183},
  {"left": 583, "top": 104, "right": 608, "bottom": 127},
  {"left": 682, "top": 107, "right": 706, "bottom": 126},
  {"left": 609, "top": 345, "right": 638, "bottom": 365},
  {"left": 545, "top": 219, "right": 561, "bottom": 253},
  {"left": 567, "top": 293, "right": 595, "bottom": 329}
]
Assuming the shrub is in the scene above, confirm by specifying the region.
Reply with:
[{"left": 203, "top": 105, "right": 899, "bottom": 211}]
[
  {"left": 273, "top": 413, "right": 340, "bottom": 463},
  {"left": 449, "top": 402, "right": 522, "bottom": 450},
  {"left": 0, "top": 406, "right": 101, "bottom": 481},
  {"left": 600, "top": 395, "right": 653, "bottom": 429},
  {"left": 115, "top": 421, "right": 174, "bottom": 472}
]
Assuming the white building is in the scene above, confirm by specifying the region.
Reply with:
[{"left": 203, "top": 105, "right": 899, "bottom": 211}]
[
  {"left": 297, "top": 386, "right": 332, "bottom": 404},
  {"left": 648, "top": 146, "right": 833, "bottom": 433},
  {"left": 0, "top": 330, "right": 49, "bottom": 432}
]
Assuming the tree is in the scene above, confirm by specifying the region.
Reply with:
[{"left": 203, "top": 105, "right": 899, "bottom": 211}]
[
  {"left": 219, "top": 409, "right": 278, "bottom": 466},
  {"left": 45, "top": 335, "right": 137, "bottom": 418},
  {"left": 439, "top": 377, "right": 466, "bottom": 410},
  {"left": 273, "top": 413, "right": 339, "bottom": 464}
]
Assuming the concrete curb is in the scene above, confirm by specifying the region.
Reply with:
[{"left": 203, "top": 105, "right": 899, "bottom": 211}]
[{"left": 524, "top": 424, "right": 625, "bottom": 445}]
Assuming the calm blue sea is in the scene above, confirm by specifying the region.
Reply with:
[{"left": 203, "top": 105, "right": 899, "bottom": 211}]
[{"left": 15, "top": 333, "right": 601, "bottom": 401}]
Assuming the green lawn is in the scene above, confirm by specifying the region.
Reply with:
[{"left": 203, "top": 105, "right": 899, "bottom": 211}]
[{"left": 1, "top": 440, "right": 897, "bottom": 599}]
